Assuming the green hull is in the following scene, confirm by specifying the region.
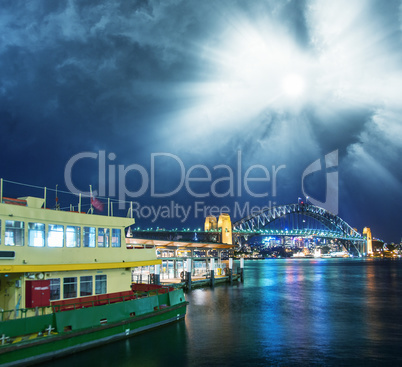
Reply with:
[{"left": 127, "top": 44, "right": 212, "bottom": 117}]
[{"left": 0, "top": 290, "right": 187, "bottom": 366}]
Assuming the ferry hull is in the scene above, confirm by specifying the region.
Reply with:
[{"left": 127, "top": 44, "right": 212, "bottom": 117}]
[{"left": 1, "top": 294, "right": 187, "bottom": 367}]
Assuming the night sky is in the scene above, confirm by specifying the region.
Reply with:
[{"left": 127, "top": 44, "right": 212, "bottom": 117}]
[{"left": 1, "top": 0, "right": 402, "bottom": 243}]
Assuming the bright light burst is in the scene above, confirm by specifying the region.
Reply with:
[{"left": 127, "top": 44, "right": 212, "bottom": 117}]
[
  {"left": 172, "top": 0, "right": 402, "bottom": 151},
  {"left": 176, "top": 21, "right": 314, "bottom": 133},
  {"left": 282, "top": 74, "right": 305, "bottom": 97}
]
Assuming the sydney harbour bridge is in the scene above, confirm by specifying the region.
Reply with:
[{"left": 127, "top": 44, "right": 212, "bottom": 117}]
[{"left": 131, "top": 202, "right": 370, "bottom": 257}]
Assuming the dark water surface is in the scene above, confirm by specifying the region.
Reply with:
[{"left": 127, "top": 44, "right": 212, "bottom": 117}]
[{"left": 42, "top": 258, "right": 402, "bottom": 366}]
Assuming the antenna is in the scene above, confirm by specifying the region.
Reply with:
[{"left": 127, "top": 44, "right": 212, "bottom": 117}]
[
  {"left": 55, "top": 184, "right": 60, "bottom": 210},
  {"left": 88, "top": 185, "right": 94, "bottom": 214}
]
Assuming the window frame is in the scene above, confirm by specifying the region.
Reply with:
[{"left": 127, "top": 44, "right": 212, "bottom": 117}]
[
  {"left": 49, "top": 278, "right": 61, "bottom": 301},
  {"left": 48, "top": 224, "right": 64, "bottom": 248},
  {"left": 63, "top": 277, "right": 77, "bottom": 299},
  {"left": 28, "top": 222, "right": 45, "bottom": 247},
  {"left": 83, "top": 226, "right": 96, "bottom": 248},
  {"left": 97, "top": 228, "right": 110, "bottom": 248},
  {"left": 95, "top": 274, "right": 107, "bottom": 295},
  {"left": 5, "top": 220, "right": 24, "bottom": 246},
  {"left": 66, "top": 225, "right": 81, "bottom": 248},
  {"left": 80, "top": 275, "right": 93, "bottom": 297},
  {"left": 111, "top": 228, "right": 121, "bottom": 248}
]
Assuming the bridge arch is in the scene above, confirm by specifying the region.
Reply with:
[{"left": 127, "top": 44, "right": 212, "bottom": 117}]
[{"left": 233, "top": 203, "right": 363, "bottom": 240}]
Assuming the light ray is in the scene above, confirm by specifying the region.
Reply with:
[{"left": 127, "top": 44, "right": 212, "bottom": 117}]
[{"left": 167, "top": 0, "right": 402, "bottom": 157}]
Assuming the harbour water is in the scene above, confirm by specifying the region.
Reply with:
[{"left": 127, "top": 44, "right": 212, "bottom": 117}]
[{"left": 42, "top": 258, "right": 402, "bottom": 366}]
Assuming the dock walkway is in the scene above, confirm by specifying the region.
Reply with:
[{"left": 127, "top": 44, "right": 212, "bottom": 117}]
[{"left": 160, "top": 273, "right": 241, "bottom": 290}]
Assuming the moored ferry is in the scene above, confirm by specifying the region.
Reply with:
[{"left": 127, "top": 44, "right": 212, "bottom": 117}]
[
  {"left": 0, "top": 180, "right": 187, "bottom": 366},
  {"left": 330, "top": 251, "right": 350, "bottom": 258}
]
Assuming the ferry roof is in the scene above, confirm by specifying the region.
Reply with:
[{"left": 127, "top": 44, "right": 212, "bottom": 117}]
[
  {"left": 0, "top": 194, "right": 163, "bottom": 272},
  {"left": 127, "top": 238, "right": 234, "bottom": 249}
]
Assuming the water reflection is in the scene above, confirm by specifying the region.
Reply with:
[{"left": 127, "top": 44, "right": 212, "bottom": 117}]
[{"left": 41, "top": 259, "right": 402, "bottom": 367}]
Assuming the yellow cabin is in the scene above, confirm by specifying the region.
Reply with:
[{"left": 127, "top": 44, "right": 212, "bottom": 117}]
[{"left": 0, "top": 194, "right": 160, "bottom": 316}]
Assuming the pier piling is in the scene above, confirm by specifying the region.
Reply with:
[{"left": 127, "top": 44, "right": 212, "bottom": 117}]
[
  {"left": 186, "top": 259, "right": 192, "bottom": 291},
  {"left": 155, "top": 264, "right": 160, "bottom": 285},
  {"left": 240, "top": 258, "right": 244, "bottom": 282},
  {"left": 229, "top": 258, "right": 233, "bottom": 285},
  {"left": 210, "top": 258, "right": 215, "bottom": 287}
]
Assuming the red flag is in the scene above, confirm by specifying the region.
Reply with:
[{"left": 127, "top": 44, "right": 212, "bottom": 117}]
[{"left": 91, "top": 196, "right": 104, "bottom": 212}]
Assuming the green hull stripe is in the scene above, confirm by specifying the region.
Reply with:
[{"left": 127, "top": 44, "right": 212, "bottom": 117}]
[
  {"left": 0, "top": 289, "right": 187, "bottom": 366},
  {"left": 1, "top": 304, "right": 187, "bottom": 366}
]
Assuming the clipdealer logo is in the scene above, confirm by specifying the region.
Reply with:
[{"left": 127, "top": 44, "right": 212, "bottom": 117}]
[
  {"left": 64, "top": 150, "right": 338, "bottom": 221},
  {"left": 64, "top": 151, "right": 286, "bottom": 218},
  {"left": 301, "top": 150, "right": 339, "bottom": 215}
]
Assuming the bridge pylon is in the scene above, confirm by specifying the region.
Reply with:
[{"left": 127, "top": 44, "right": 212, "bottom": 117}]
[
  {"left": 204, "top": 214, "right": 233, "bottom": 245},
  {"left": 363, "top": 227, "right": 373, "bottom": 255},
  {"left": 204, "top": 216, "right": 218, "bottom": 231},
  {"left": 218, "top": 214, "right": 232, "bottom": 245}
]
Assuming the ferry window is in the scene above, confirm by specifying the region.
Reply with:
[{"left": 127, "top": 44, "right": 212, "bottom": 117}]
[
  {"left": 48, "top": 224, "right": 64, "bottom": 247},
  {"left": 80, "top": 276, "right": 93, "bottom": 296},
  {"left": 63, "top": 277, "right": 77, "bottom": 299},
  {"left": 98, "top": 228, "right": 110, "bottom": 248},
  {"left": 28, "top": 223, "right": 45, "bottom": 247},
  {"left": 95, "top": 275, "right": 107, "bottom": 294},
  {"left": 5, "top": 220, "right": 24, "bottom": 246},
  {"left": 111, "top": 228, "right": 121, "bottom": 248},
  {"left": 83, "top": 227, "right": 96, "bottom": 248},
  {"left": 49, "top": 278, "right": 61, "bottom": 300},
  {"left": 66, "top": 226, "right": 81, "bottom": 248}
]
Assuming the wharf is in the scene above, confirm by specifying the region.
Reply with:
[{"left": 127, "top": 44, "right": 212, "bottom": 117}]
[{"left": 161, "top": 273, "right": 241, "bottom": 290}]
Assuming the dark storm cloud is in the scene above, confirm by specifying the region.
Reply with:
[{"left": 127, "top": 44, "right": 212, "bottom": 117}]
[
  {"left": 0, "top": 1, "right": 206, "bottom": 182},
  {"left": 1, "top": 0, "right": 402, "bottom": 241},
  {"left": 0, "top": 1, "right": 205, "bottom": 124}
]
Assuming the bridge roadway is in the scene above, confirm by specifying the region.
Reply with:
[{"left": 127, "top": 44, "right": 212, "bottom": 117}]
[
  {"left": 130, "top": 228, "right": 364, "bottom": 243},
  {"left": 129, "top": 203, "right": 369, "bottom": 256}
]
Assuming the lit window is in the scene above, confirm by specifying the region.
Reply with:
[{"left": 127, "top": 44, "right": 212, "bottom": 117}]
[
  {"left": 66, "top": 226, "right": 81, "bottom": 248},
  {"left": 80, "top": 276, "right": 93, "bottom": 296},
  {"left": 28, "top": 223, "right": 45, "bottom": 247},
  {"left": 48, "top": 224, "right": 64, "bottom": 247},
  {"left": 63, "top": 277, "right": 77, "bottom": 299},
  {"left": 5, "top": 220, "right": 24, "bottom": 246},
  {"left": 49, "top": 278, "right": 60, "bottom": 300},
  {"left": 98, "top": 228, "right": 110, "bottom": 248},
  {"left": 111, "top": 228, "right": 121, "bottom": 248},
  {"left": 95, "top": 275, "right": 107, "bottom": 294},
  {"left": 83, "top": 227, "right": 95, "bottom": 248}
]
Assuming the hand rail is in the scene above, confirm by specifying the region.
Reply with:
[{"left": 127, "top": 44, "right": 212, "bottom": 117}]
[
  {"left": 0, "top": 306, "right": 51, "bottom": 321},
  {"left": 51, "top": 293, "right": 138, "bottom": 312}
]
